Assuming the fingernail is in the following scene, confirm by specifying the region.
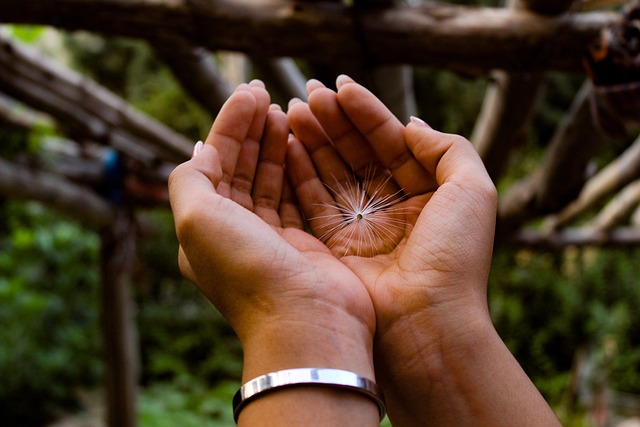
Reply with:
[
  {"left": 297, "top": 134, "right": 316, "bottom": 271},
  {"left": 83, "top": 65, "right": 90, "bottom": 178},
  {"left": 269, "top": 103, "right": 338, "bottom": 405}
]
[
  {"left": 410, "top": 116, "right": 431, "bottom": 129},
  {"left": 306, "top": 79, "right": 325, "bottom": 94},
  {"left": 336, "top": 74, "right": 355, "bottom": 89},
  {"left": 192, "top": 140, "right": 204, "bottom": 158},
  {"left": 249, "top": 79, "right": 266, "bottom": 89},
  {"left": 269, "top": 103, "right": 283, "bottom": 112},
  {"left": 288, "top": 97, "right": 303, "bottom": 109}
]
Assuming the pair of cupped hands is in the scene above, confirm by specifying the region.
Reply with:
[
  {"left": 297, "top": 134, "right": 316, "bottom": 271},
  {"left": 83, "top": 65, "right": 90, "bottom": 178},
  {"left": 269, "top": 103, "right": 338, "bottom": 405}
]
[{"left": 169, "top": 75, "right": 498, "bottom": 423}]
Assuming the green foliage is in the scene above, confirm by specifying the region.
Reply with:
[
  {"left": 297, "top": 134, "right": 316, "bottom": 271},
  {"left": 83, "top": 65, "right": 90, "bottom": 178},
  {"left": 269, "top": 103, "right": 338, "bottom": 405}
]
[
  {"left": 0, "top": 202, "right": 102, "bottom": 425},
  {"left": 139, "top": 377, "right": 238, "bottom": 426},
  {"left": 135, "top": 210, "right": 243, "bottom": 384},
  {"left": 5, "top": 25, "right": 46, "bottom": 44},
  {"left": 489, "top": 247, "right": 640, "bottom": 422}
]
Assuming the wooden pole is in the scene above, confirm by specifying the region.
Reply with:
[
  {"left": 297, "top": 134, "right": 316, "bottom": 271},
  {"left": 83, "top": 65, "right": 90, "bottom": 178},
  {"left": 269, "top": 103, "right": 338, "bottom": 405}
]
[
  {"left": 0, "top": 0, "right": 619, "bottom": 74},
  {"left": 100, "top": 208, "right": 139, "bottom": 427},
  {"left": 472, "top": 0, "right": 575, "bottom": 182}
]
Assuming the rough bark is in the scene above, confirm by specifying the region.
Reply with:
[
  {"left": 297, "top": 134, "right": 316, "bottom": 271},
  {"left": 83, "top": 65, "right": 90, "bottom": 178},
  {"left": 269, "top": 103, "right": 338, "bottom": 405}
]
[{"left": 0, "top": 0, "right": 619, "bottom": 74}]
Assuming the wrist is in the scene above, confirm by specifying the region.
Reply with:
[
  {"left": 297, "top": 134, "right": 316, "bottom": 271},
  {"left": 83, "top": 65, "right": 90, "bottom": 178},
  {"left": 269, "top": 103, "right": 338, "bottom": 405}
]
[
  {"left": 374, "top": 293, "right": 493, "bottom": 394},
  {"left": 241, "top": 310, "right": 376, "bottom": 382},
  {"left": 237, "top": 311, "right": 379, "bottom": 426}
]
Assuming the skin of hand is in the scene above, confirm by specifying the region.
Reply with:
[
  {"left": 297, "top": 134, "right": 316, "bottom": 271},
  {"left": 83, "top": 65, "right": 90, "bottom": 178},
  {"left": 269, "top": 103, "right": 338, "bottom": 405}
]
[
  {"left": 168, "top": 80, "right": 380, "bottom": 426},
  {"left": 286, "top": 75, "right": 561, "bottom": 427}
]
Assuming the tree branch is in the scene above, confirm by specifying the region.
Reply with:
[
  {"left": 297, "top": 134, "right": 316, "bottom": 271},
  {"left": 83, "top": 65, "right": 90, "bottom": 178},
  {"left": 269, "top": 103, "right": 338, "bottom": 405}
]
[
  {"left": 0, "top": 156, "right": 116, "bottom": 227},
  {"left": 549, "top": 134, "right": 640, "bottom": 228},
  {"left": 499, "top": 82, "right": 605, "bottom": 230},
  {"left": 588, "top": 179, "right": 640, "bottom": 231},
  {"left": 251, "top": 56, "right": 308, "bottom": 102},
  {"left": 508, "top": 226, "right": 640, "bottom": 249},
  {"left": 471, "top": 0, "right": 571, "bottom": 182},
  {"left": 0, "top": 34, "right": 193, "bottom": 164},
  {"left": 153, "top": 42, "right": 233, "bottom": 116},
  {"left": 0, "top": 0, "right": 620, "bottom": 73}
]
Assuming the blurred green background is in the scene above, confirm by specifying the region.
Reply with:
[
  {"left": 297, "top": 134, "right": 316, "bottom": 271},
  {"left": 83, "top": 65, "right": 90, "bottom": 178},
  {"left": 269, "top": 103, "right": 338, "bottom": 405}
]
[{"left": 1, "top": 10, "right": 640, "bottom": 426}]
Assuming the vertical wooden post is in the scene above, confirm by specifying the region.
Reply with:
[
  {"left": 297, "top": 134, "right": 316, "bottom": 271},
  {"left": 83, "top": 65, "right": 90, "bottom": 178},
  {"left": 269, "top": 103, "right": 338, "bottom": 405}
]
[{"left": 100, "top": 208, "right": 139, "bottom": 427}]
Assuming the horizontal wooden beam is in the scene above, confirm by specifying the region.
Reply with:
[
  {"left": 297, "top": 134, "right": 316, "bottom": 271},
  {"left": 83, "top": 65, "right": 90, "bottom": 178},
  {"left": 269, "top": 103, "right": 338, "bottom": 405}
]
[
  {"left": 0, "top": 34, "right": 193, "bottom": 164},
  {"left": 508, "top": 227, "right": 640, "bottom": 250},
  {"left": 0, "top": 156, "right": 116, "bottom": 227},
  {"left": 0, "top": 0, "right": 620, "bottom": 74}
]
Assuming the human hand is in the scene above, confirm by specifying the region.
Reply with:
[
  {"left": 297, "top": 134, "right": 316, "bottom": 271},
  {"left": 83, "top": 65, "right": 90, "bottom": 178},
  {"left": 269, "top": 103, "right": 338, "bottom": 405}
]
[
  {"left": 286, "top": 77, "right": 562, "bottom": 427},
  {"left": 287, "top": 75, "right": 497, "bottom": 344},
  {"left": 168, "top": 81, "right": 381, "bottom": 425}
]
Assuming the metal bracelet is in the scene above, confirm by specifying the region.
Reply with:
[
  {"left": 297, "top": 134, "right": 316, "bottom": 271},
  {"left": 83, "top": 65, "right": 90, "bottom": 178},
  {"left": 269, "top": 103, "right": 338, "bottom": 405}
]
[{"left": 233, "top": 368, "right": 386, "bottom": 423}]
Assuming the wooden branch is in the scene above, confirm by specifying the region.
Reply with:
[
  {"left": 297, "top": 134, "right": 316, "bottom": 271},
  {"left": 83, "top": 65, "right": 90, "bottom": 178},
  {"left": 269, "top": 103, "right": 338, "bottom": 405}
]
[
  {"left": 370, "top": 65, "right": 417, "bottom": 123},
  {"left": 473, "top": 0, "right": 565, "bottom": 182},
  {"left": 251, "top": 56, "right": 308, "bottom": 102},
  {"left": 508, "top": 226, "right": 640, "bottom": 249},
  {"left": 0, "top": 34, "right": 193, "bottom": 164},
  {"left": 0, "top": 156, "right": 116, "bottom": 227},
  {"left": 588, "top": 179, "right": 640, "bottom": 231},
  {"left": 549, "top": 134, "right": 640, "bottom": 228},
  {"left": 0, "top": 0, "right": 620, "bottom": 73},
  {"left": 0, "top": 93, "right": 52, "bottom": 130},
  {"left": 100, "top": 209, "right": 139, "bottom": 427},
  {"left": 473, "top": 71, "right": 543, "bottom": 182},
  {"left": 153, "top": 42, "right": 232, "bottom": 116},
  {"left": 499, "top": 81, "right": 605, "bottom": 230}
]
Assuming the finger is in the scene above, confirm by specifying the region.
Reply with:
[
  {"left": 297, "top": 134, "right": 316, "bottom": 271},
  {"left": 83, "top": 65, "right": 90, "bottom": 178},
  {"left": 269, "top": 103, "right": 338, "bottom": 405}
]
[
  {"left": 279, "top": 174, "right": 305, "bottom": 229},
  {"left": 308, "top": 85, "right": 380, "bottom": 174},
  {"left": 405, "top": 124, "right": 491, "bottom": 190},
  {"left": 307, "top": 85, "right": 402, "bottom": 201},
  {"left": 288, "top": 98, "right": 352, "bottom": 190},
  {"left": 285, "top": 135, "right": 341, "bottom": 236},
  {"left": 403, "top": 123, "right": 498, "bottom": 263},
  {"left": 252, "top": 108, "right": 289, "bottom": 227},
  {"left": 335, "top": 75, "right": 436, "bottom": 194},
  {"left": 305, "top": 78, "right": 326, "bottom": 94},
  {"left": 229, "top": 80, "right": 271, "bottom": 208},
  {"left": 203, "top": 85, "right": 257, "bottom": 197}
]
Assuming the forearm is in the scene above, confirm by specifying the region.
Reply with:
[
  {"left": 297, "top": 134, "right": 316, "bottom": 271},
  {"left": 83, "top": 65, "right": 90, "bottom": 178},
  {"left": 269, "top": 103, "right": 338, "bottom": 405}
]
[
  {"left": 376, "top": 304, "right": 561, "bottom": 427},
  {"left": 237, "top": 312, "right": 380, "bottom": 426}
]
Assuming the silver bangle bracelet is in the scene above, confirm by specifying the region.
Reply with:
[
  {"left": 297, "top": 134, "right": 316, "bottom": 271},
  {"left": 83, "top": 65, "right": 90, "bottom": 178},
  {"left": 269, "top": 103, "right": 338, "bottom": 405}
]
[{"left": 232, "top": 368, "right": 386, "bottom": 423}]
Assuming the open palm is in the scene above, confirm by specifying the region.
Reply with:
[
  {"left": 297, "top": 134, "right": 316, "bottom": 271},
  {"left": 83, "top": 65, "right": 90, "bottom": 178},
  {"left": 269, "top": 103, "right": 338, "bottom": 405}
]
[
  {"left": 287, "top": 77, "right": 497, "bottom": 333},
  {"left": 170, "top": 81, "right": 377, "bottom": 344}
]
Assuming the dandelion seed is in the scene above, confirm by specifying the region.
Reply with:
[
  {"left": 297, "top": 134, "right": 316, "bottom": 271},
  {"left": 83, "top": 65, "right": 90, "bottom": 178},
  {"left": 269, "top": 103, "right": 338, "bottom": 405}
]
[{"left": 310, "top": 167, "right": 417, "bottom": 258}]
